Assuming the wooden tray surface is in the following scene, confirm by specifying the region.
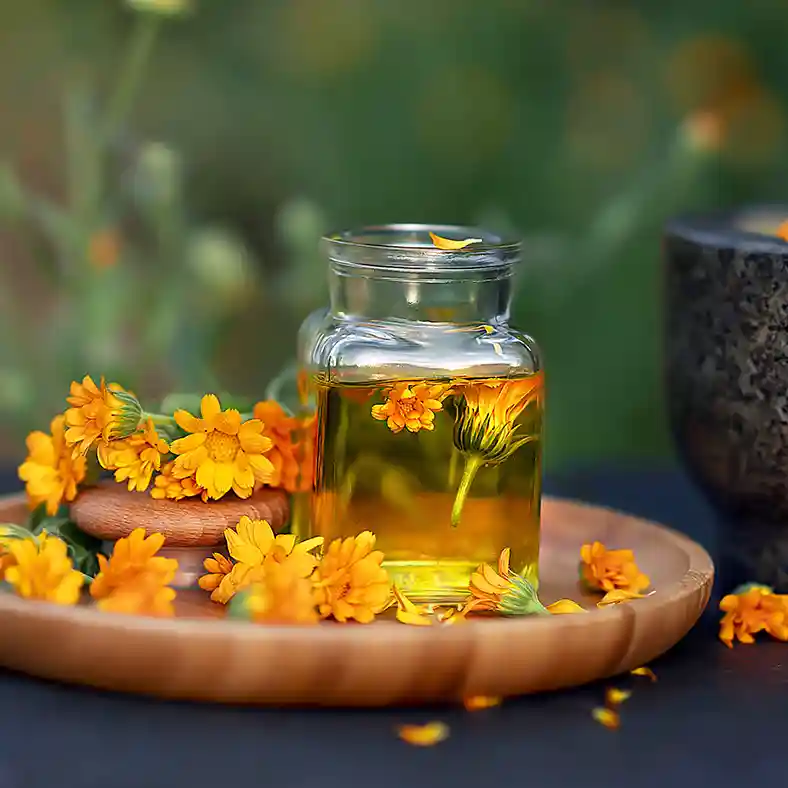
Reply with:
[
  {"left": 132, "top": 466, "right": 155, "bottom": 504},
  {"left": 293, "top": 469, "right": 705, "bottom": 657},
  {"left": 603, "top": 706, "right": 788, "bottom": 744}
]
[{"left": 0, "top": 493, "right": 713, "bottom": 707}]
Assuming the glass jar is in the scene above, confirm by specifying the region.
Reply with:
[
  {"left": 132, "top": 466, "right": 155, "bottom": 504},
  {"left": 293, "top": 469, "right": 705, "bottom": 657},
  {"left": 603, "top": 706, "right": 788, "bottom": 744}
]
[{"left": 297, "top": 224, "right": 544, "bottom": 604}]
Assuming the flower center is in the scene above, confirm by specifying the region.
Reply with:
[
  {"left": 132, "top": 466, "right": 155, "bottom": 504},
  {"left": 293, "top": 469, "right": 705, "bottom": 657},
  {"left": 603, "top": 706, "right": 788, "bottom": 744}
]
[
  {"left": 205, "top": 431, "right": 240, "bottom": 463},
  {"left": 399, "top": 399, "right": 416, "bottom": 415}
]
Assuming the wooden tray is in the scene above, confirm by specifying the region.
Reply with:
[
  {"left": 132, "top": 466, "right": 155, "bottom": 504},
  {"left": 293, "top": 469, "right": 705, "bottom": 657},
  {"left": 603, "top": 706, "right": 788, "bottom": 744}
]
[{"left": 0, "top": 494, "right": 713, "bottom": 707}]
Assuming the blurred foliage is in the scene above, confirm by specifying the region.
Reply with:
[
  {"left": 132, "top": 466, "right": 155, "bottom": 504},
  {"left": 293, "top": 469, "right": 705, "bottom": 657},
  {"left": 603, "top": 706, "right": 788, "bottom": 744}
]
[{"left": 2, "top": 0, "right": 788, "bottom": 470}]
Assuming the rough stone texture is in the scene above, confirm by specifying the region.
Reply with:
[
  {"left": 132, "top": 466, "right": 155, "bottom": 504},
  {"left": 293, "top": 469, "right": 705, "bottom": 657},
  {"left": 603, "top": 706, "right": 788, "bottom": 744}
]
[{"left": 664, "top": 214, "right": 788, "bottom": 591}]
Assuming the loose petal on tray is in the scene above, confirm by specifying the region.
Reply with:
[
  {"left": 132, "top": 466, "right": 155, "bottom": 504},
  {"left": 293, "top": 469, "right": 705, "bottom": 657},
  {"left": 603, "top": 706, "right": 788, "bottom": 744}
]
[
  {"left": 630, "top": 666, "right": 657, "bottom": 682},
  {"left": 547, "top": 598, "right": 587, "bottom": 614},
  {"left": 397, "top": 722, "right": 449, "bottom": 746},
  {"left": 597, "top": 589, "right": 652, "bottom": 606},
  {"left": 392, "top": 585, "right": 433, "bottom": 626}
]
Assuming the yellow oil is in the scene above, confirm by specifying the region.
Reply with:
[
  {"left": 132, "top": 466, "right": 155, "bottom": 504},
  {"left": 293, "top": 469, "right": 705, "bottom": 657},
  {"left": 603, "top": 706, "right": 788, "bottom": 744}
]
[{"left": 307, "top": 374, "right": 544, "bottom": 603}]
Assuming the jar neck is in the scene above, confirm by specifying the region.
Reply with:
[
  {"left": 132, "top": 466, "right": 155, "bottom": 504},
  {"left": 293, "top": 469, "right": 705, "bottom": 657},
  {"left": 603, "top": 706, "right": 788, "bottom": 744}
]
[{"left": 329, "top": 271, "right": 513, "bottom": 323}]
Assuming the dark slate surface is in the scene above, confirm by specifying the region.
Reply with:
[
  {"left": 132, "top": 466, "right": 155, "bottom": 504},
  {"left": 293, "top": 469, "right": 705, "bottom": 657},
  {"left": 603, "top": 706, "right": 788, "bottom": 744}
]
[{"left": 0, "top": 465, "right": 784, "bottom": 788}]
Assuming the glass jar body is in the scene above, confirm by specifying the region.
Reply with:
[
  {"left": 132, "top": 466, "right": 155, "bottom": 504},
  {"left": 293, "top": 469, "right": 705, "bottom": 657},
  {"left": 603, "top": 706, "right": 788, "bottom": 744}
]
[{"left": 297, "top": 226, "right": 544, "bottom": 604}]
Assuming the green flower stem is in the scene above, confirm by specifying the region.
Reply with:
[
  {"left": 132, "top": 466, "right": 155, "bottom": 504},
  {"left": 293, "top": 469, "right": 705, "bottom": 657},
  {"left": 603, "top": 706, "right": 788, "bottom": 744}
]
[{"left": 451, "top": 453, "right": 484, "bottom": 528}]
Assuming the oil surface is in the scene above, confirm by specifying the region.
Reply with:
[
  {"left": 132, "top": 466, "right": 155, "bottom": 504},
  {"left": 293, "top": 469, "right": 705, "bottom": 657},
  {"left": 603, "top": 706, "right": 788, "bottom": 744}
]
[{"left": 307, "top": 374, "right": 543, "bottom": 603}]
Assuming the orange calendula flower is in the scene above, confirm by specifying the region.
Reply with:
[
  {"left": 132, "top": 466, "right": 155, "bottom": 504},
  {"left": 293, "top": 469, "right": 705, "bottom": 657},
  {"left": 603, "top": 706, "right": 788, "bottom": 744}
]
[
  {"left": 150, "top": 462, "right": 208, "bottom": 502},
  {"left": 371, "top": 382, "right": 448, "bottom": 434},
  {"left": 579, "top": 541, "right": 650, "bottom": 597},
  {"left": 465, "top": 547, "right": 547, "bottom": 616},
  {"left": 312, "top": 531, "right": 391, "bottom": 623},
  {"left": 776, "top": 220, "right": 788, "bottom": 242},
  {"left": 231, "top": 561, "right": 318, "bottom": 625},
  {"left": 202, "top": 516, "right": 323, "bottom": 604},
  {"left": 90, "top": 527, "right": 178, "bottom": 611},
  {"left": 0, "top": 525, "right": 33, "bottom": 580},
  {"left": 252, "top": 400, "right": 300, "bottom": 492},
  {"left": 429, "top": 232, "right": 483, "bottom": 250},
  {"left": 64, "top": 375, "right": 142, "bottom": 456},
  {"left": 397, "top": 721, "right": 449, "bottom": 746},
  {"left": 605, "top": 688, "right": 631, "bottom": 707},
  {"left": 4, "top": 533, "right": 84, "bottom": 605},
  {"left": 450, "top": 375, "right": 543, "bottom": 526},
  {"left": 718, "top": 583, "right": 788, "bottom": 647},
  {"left": 18, "top": 415, "right": 87, "bottom": 516},
  {"left": 463, "top": 696, "right": 501, "bottom": 711},
  {"left": 630, "top": 666, "right": 657, "bottom": 682},
  {"left": 98, "top": 419, "right": 170, "bottom": 492},
  {"left": 546, "top": 598, "right": 588, "bottom": 614},
  {"left": 96, "top": 579, "right": 177, "bottom": 617},
  {"left": 592, "top": 707, "right": 620, "bottom": 730},
  {"left": 169, "top": 394, "right": 275, "bottom": 500},
  {"left": 392, "top": 585, "right": 433, "bottom": 626}
]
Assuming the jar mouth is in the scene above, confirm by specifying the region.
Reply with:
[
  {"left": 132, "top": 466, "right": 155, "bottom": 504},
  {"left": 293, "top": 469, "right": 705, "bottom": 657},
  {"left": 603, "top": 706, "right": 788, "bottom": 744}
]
[{"left": 322, "top": 223, "right": 521, "bottom": 279}]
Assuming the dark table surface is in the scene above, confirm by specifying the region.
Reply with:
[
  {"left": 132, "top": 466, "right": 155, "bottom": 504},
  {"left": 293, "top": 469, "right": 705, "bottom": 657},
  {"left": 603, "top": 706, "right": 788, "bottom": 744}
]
[{"left": 0, "top": 465, "right": 785, "bottom": 788}]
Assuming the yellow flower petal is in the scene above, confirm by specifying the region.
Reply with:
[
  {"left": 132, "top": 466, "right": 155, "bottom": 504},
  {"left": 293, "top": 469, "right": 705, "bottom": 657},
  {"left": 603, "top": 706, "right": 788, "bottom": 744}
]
[
  {"left": 630, "top": 666, "right": 657, "bottom": 682},
  {"left": 598, "top": 589, "right": 651, "bottom": 606},
  {"left": 547, "top": 598, "right": 587, "bottom": 615},
  {"left": 463, "top": 695, "right": 501, "bottom": 711},
  {"left": 605, "top": 687, "right": 631, "bottom": 707},
  {"left": 429, "top": 232, "right": 483, "bottom": 250},
  {"left": 396, "top": 610, "right": 433, "bottom": 626},
  {"left": 396, "top": 721, "right": 449, "bottom": 746},
  {"left": 592, "top": 707, "right": 620, "bottom": 730}
]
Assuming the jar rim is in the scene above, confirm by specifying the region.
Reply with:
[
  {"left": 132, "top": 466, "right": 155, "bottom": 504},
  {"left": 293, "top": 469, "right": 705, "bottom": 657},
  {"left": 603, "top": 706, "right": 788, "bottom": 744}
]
[{"left": 322, "top": 223, "right": 521, "bottom": 277}]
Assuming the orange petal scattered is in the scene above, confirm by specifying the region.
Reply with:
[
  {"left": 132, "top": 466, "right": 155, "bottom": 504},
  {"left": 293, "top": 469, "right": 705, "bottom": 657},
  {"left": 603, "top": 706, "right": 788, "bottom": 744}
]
[
  {"left": 429, "top": 232, "right": 483, "bottom": 250},
  {"left": 392, "top": 584, "right": 433, "bottom": 626},
  {"left": 547, "top": 598, "right": 587, "bottom": 614},
  {"left": 592, "top": 707, "right": 620, "bottom": 730},
  {"left": 597, "top": 589, "right": 651, "bottom": 606},
  {"left": 397, "top": 721, "right": 449, "bottom": 747},
  {"left": 630, "top": 666, "right": 657, "bottom": 682},
  {"left": 605, "top": 687, "right": 632, "bottom": 707},
  {"left": 776, "top": 220, "right": 788, "bottom": 241},
  {"left": 463, "top": 695, "right": 501, "bottom": 711}
]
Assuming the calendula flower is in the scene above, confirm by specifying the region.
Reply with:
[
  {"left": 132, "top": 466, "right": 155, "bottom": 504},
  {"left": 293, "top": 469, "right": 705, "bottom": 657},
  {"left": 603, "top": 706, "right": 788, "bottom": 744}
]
[
  {"left": 312, "top": 531, "right": 391, "bottom": 623},
  {"left": 579, "top": 541, "right": 650, "bottom": 602},
  {"left": 429, "top": 232, "right": 483, "bottom": 250},
  {"left": 198, "top": 552, "right": 234, "bottom": 601},
  {"left": 201, "top": 516, "right": 323, "bottom": 604},
  {"left": 169, "top": 394, "right": 275, "bottom": 500},
  {"left": 64, "top": 375, "right": 142, "bottom": 457},
  {"left": 397, "top": 722, "right": 449, "bottom": 746},
  {"left": 718, "top": 583, "right": 788, "bottom": 647},
  {"left": 18, "top": 414, "right": 87, "bottom": 515},
  {"left": 392, "top": 585, "right": 432, "bottom": 626},
  {"left": 150, "top": 462, "right": 207, "bottom": 502},
  {"left": 463, "top": 696, "right": 501, "bottom": 711},
  {"left": 98, "top": 419, "right": 170, "bottom": 492},
  {"left": 371, "top": 382, "right": 448, "bottom": 434},
  {"left": 229, "top": 561, "right": 318, "bottom": 625},
  {"left": 0, "top": 524, "right": 32, "bottom": 580},
  {"left": 464, "top": 547, "right": 548, "bottom": 616},
  {"left": 90, "top": 528, "right": 177, "bottom": 607},
  {"left": 97, "top": 580, "right": 177, "bottom": 617},
  {"left": 4, "top": 533, "right": 83, "bottom": 605},
  {"left": 450, "top": 374, "right": 543, "bottom": 526},
  {"left": 252, "top": 400, "right": 300, "bottom": 491}
]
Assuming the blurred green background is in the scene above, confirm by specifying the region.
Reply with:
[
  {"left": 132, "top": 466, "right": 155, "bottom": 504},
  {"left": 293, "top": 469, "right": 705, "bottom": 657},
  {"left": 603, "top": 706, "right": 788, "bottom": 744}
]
[{"left": 1, "top": 0, "right": 787, "bottom": 470}]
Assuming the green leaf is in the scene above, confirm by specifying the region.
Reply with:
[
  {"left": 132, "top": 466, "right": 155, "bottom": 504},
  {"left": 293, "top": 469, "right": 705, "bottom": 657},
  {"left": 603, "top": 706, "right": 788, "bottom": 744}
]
[
  {"left": 0, "top": 523, "right": 33, "bottom": 542},
  {"left": 227, "top": 588, "right": 253, "bottom": 621},
  {"left": 30, "top": 508, "right": 104, "bottom": 577}
]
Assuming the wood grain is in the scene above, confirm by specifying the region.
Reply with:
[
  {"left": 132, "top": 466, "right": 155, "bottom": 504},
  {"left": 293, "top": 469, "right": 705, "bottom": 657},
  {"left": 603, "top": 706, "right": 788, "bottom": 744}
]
[
  {"left": 71, "top": 482, "right": 290, "bottom": 546},
  {"left": 0, "top": 493, "right": 713, "bottom": 707}
]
